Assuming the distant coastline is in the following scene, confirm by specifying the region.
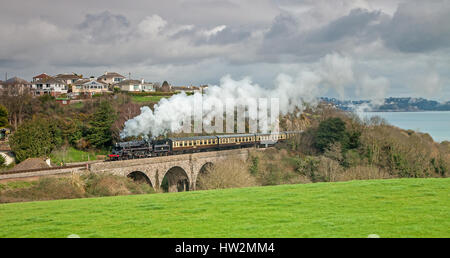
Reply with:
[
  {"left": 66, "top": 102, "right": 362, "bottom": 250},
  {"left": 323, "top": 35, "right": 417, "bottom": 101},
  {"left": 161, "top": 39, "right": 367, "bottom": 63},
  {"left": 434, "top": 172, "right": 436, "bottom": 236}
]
[{"left": 321, "top": 97, "right": 450, "bottom": 112}]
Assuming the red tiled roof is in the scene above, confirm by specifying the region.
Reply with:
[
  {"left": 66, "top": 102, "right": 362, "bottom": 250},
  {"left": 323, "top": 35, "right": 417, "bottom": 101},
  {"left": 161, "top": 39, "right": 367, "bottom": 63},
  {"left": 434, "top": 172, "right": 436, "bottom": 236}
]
[{"left": 33, "top": 73, "right": 51, "bottom": 79}]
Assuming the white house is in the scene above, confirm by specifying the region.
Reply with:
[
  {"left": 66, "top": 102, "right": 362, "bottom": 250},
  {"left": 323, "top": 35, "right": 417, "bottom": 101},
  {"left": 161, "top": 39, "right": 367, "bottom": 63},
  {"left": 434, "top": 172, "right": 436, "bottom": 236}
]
[
  {"left": 116, "top": 79, "right": 142, "bottom": 91},
  {"left": 142, "top": 82, "right": 155, "bottom": 92},
  {"left": 31, "top": 77, "right": 68, "bottom": 96}
]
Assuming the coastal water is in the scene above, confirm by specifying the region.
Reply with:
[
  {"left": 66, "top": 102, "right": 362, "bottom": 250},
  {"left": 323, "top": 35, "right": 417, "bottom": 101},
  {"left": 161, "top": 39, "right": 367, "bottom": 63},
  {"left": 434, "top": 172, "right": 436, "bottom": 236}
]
[{"left": 360, "top": 111, "right": 450, "bottom": 143}]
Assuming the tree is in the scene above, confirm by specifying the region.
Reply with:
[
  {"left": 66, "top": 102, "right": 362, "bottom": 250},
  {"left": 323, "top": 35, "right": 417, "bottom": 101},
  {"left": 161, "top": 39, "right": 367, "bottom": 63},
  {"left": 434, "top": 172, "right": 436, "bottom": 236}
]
[
  {"left": 9, "top": 117, "right": 63, "bottom": 162},
  {"left": 314, "top": 117, "right": 348, "bottom": 153},
  {"left": 0, "top": 104, "right": 9, "bottom": 128},
  {"left": 161, "top": 81, "right": 171, "bottom": 92},
  {"left": 111, "top": 102, "right": 141, "bottom": 141},
  {"left": 0, "top": 85, "right": 33, "bottom": 130},
  {"left": 87, "top": 101, "right": 116, "bottom": 149}
]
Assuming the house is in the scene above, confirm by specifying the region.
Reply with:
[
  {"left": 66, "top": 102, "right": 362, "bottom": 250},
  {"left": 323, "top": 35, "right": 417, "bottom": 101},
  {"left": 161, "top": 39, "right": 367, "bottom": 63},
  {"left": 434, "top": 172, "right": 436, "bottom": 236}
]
[
  {"left": 116, "top": 79, "right": 143, "bottom": 92},
  {"left": 172, "top": 85, "right": 201, "bottom": 93},
  {"left": 72, "top": 78, "right": 109, "bottom": 96},
  {"left": 142, "top": 82, "right": 155, "bottom": 92},
  {"left": 54, "top": 73, "right": 82, "bottom": 85},
  {"left": 31, "top": 77, "right": 68, "bottom": 96},
  {"left": 1, "top": 77, "right": 32, "bottom": 94},
  {"left": 97, "top": 72, "right": 125, "bottom": 85},
  {"left": 32, "top": 73, "right": 52, "bottom": 82}
]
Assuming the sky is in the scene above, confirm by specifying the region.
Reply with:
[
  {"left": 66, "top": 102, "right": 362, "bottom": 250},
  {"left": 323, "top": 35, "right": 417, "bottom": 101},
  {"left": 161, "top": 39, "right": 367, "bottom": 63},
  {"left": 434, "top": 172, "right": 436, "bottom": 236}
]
[{"left": 1, "top": 0, "right": 449, "bottom": 100}]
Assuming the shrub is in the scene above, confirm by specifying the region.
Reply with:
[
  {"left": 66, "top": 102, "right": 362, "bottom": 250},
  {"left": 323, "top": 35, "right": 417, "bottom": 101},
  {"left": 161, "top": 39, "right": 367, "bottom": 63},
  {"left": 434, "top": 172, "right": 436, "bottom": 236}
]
[
  {"left": 83, "top": 173, "right": 153, "bottom": 196},
  {"left": 0, "top": 177, "right": 85, "bottom": 203},
  {"left": 196, "top": 158, "right": 257, "bottom": 190},
  {"left": 0, "top": 154, "right": 6, "bottom": 167},
  {"left": 337, "top": 166, "right": 392, "bottom": 181},
  {"left": 9, "top": 117, "right": 63, "bottom": 162},
  {"left": 0, "top": 104, "right": 9, "bottom": 128},
  {"left": 0, "top": 173, "right": 155, "bottom": 203},
  {"left": 313, "top": 117, "right": 348, "bottom": 152}
]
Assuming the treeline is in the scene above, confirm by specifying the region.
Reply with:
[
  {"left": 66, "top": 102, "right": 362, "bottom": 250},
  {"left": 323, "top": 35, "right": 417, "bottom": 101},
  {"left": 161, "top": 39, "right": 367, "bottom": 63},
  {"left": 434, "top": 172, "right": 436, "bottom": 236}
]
[{"left": 1, "top": 92, "right": 143, "bottom": 163}]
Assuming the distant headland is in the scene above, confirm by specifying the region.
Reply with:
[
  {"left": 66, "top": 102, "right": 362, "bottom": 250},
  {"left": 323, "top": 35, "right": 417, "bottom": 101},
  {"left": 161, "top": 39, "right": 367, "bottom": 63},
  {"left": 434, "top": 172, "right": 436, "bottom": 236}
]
[{"left": 322, "top": 97, "right": 450, "bottom": 112}]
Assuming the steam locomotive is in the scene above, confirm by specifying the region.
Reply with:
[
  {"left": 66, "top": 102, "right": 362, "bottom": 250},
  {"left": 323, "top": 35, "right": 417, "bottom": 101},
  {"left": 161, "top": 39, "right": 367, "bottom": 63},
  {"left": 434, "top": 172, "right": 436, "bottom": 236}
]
[{"left": 108, "top": 131, "right": 302, "bottom": 161}]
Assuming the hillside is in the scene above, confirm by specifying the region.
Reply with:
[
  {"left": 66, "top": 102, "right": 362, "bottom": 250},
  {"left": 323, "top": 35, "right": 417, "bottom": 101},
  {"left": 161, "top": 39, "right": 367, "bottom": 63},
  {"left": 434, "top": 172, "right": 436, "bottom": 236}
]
[{"left": 0, "top": 178, "right": 449, "bottom": 238}]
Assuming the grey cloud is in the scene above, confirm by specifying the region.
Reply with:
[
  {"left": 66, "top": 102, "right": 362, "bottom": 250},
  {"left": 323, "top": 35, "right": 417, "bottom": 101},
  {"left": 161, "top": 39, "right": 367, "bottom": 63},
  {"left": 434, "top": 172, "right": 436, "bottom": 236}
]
[
  {"left": 309, "top": 8, "right": 384, "bottom": 43},
  {"left": 382, "top": 1, "right": 450, "bottom": 52},
  {"left": 77, "top": 11, "right": 131, "bottom": 43},
  {"left": 261, "top": 8, "right": 387, "bottom": 60},
  {"left": 196, "top": 26, "right": 252, "bottom": 45},
  {"left": 0, "top": 1, "right": 449, "bottom": 99}
]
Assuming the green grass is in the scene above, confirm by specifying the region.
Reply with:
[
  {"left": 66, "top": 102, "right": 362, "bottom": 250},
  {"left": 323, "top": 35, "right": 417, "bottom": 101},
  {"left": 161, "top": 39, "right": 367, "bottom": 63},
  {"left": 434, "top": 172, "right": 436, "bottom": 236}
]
[
  {"left": 49, "top": 147, "right": 109, "bottom": 164},
  {"left": 131, "top": 95, "right": 170, "bottom": 103},
  {"left": 0, "top": 178, "right": 449, "bottom": 238}
]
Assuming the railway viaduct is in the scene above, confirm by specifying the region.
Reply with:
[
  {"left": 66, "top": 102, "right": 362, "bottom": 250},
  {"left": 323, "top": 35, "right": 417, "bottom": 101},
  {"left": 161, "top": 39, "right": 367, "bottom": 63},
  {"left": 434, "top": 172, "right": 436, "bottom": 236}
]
[{"left": 88, "top": 148, "right": 251, "bottom": 192}]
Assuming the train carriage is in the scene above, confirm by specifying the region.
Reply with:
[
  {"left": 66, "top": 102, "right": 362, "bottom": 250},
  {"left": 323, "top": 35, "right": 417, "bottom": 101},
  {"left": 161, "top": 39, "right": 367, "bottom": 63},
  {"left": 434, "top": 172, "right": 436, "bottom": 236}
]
[
  {"left": 169, "top": 135, "right": 218, "bottom": 154},
  {"left": 256, "top": 132, "right": 287, "bottom": 147},
  {"left": 217, "top": 133, "right": 256, "bottom": 149}
]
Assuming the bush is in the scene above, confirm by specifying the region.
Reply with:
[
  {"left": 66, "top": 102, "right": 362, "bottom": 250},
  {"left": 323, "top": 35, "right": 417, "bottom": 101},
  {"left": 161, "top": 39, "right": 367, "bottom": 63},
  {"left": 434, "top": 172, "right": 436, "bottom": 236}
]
[
  {"left": 313, "top": 117, "right": 348, "bottom": 152},
  {"left": 0, "top": 173, "right": 155, "bottom": 203},
  {"left": 0, "top": 104, "right": 9, "bottom": 128},
  {"left": 125, "top": 91, "right": 176, "bottom": 96},
  {"left": 196, "top": 158, "right": 257, "bottom": 190},
  {"left": 84, "top": 173, "right": 154, "bottom": 196},
  {"left": 0, "top": 155, "right": 6, "bottom": 167},
  {"left": 337, "top": 166, "right": 392, "bottom": 181},
  {"left": 250, "top": 149, "right": 311, "bottom": 185},
  {"left": 0, "top": 177, "right": 85, "bottom": 203},
  {"left": 9, "top": 117, "right": 63, "bottom": 162}
]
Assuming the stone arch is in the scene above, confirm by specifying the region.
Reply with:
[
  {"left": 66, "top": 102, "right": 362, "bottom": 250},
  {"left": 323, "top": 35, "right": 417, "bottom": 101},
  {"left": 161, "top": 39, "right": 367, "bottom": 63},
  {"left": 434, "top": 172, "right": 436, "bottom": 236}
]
[
  {"left": 127, "top": 171, "right": 153, "bottom": 188},
  {"left": 195, "top": 162, "right": 215, "bottom": 190},
  {"left": 161, "top": 166, "right": 190, "bottom": 193}
]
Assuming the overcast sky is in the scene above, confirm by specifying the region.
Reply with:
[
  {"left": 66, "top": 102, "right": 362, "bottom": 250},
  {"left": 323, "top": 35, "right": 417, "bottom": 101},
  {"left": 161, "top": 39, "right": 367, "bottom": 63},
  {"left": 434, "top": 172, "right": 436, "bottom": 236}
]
[{"left": 1, "top": 0, "right": 449, "bottom": 100}]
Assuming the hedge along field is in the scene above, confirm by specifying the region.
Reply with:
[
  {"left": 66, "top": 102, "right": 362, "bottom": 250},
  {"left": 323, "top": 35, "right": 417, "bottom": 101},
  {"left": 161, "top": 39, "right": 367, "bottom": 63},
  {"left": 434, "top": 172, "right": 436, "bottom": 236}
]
[{"left": 0, "top": 178, "right": 449, "bottom": 238}]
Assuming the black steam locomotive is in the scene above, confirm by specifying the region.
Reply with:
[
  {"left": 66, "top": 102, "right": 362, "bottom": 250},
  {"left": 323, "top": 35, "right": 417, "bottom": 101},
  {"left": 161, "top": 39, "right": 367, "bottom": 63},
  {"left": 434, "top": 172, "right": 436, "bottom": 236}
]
[{"left": 108, "top": 131, "right": 302, "bottom": 161}]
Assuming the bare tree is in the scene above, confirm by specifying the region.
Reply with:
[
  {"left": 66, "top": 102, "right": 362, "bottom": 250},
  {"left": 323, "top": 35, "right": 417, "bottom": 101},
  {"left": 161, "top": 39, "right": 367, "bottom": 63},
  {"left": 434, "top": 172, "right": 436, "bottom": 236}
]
[
  {"left": 0, "top": 84, "right": 33, "bottom": 130},
  {"left": 111, "top": 102, "right": 142, "bottom": 140}
]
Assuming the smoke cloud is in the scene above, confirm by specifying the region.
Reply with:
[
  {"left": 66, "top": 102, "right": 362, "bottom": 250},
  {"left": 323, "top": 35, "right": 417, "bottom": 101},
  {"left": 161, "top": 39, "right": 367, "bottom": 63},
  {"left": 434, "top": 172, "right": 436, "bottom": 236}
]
[{"left": 121, "top": 53, "right": 387, "bottom": 138}]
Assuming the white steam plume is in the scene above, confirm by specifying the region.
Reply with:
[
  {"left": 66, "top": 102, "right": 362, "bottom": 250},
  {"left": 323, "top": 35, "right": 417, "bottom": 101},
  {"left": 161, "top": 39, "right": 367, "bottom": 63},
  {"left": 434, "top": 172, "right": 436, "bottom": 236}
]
[{"left": 121, "top": 53, "right": 379, "bottom": 138}]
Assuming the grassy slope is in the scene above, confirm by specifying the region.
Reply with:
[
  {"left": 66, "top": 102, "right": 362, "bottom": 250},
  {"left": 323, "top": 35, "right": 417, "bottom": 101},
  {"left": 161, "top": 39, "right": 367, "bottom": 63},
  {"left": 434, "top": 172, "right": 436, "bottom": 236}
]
[
  {"left": 50, "top": 147, "right": 109, "bottom": 164},
  {"left": 131, "top": 95, "right": 169, "bottom": 103},
  {"left": 0, "top": 178, "right": 448, "bottom": 238}
]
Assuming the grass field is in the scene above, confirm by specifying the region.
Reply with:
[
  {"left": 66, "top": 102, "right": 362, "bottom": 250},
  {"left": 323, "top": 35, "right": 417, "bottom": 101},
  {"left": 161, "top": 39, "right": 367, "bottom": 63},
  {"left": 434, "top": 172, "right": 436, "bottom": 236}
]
[
  {"left": 0, "top": 178, "right": 448, "bottom": 238},
  {"left": 131, "top": 95, "right": 171, "bottom": 103}
]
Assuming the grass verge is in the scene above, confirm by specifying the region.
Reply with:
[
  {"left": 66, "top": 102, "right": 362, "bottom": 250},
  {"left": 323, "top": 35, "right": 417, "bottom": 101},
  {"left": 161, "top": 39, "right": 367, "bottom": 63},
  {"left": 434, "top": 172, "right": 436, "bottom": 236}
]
[{"left": 0, "top": 178, "right": 448, "bottom": 238}]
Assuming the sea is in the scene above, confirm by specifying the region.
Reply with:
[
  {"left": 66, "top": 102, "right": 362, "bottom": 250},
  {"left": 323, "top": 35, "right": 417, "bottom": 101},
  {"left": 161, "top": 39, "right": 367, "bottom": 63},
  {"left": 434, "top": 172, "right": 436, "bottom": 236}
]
[{"left": 359, "top": 111, "right": 450, "bottom": 143}]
